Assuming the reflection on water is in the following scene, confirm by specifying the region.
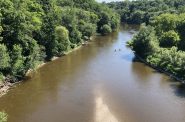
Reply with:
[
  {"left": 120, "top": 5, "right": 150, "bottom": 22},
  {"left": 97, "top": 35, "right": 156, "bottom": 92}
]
[
  {"left": 95, "top": 96, "right": 118, "bottom": 122},
  {"left": 121, "top": 54, "right": 134, "bottom": 62},
  {"left": 131, "top": 62, "right": 153, "bottom": 81},
  {"left": 171, "top": 84, "right": 185, "bottom": 98}
]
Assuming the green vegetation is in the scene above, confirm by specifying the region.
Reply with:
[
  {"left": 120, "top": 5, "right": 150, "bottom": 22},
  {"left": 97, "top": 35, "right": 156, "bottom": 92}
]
[
  {"left": 129, "top": 13, "right": 185, "bottom": 80},
  {"left": 107, "top": 0, "right": 185, "bottom": 81},
  {"left": 159, "top": 30, "right": 180, "bottom": 48},
  {"left": 0, "top": 0, "right": 120, "bottom": 83},
  {"left": 0, "top": 112, "right": 7, "bottom": 122},
  {"left": 101, "top": 24, "right": 112, "bottom": 35},
  {"left": 131, "top": 25, "right": 158, "bottom": 58},
  {"left": 107, "top": 0, "right": 185, "bottom": 24}
]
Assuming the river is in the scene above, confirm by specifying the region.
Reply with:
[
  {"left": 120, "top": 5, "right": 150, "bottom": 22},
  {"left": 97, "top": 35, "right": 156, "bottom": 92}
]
[{"left": 1, "top": 24, "right": 185, "bottom": 122}]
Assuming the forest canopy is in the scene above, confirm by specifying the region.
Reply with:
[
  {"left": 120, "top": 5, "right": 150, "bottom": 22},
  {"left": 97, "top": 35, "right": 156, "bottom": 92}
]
[
  {"left": 0, "top": 0, "right": 120, "bottom": 83},
  {"left": 127, "top": 6, "right": 185, "bottom": 80},
  {"left": 107, "top": 0, "right": 185, "bottom": 24},
  {"left": 107, "top": 0, "right": 185, "bottom": 80}
]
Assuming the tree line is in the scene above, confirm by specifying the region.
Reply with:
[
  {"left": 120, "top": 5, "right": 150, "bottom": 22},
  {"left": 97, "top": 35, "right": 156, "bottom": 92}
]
[
  {"left": 128, "top": 10, "right": 185, "bottom": 80},
  {"left": 107, "top": 0, "right": 185, "bottom": 80},
  {"left": 0, "top": 0, "right": 120, "bottom": 83},
  {"left": 107, "top": 0, "right": 185, "bottom": 24}
]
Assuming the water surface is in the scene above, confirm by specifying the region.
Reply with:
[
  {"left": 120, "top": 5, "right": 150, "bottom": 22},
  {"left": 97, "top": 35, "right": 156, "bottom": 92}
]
[{"left": 0, "top": 24, "right": 185, "bottom": 122}]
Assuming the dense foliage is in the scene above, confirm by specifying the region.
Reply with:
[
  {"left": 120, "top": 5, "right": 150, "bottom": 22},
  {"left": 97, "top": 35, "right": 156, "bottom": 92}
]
[
  {"left": 107, "top": 0, "right": 185, "bottom": 81},
  {"left": 0, "top": 0, "right": 120, "bottom": 83},
  {"left": 129, "top": 13, "right": 185, "bottom": 80},
  {"left": 107, "top": 0, "right": 185, "bottom": 24}
]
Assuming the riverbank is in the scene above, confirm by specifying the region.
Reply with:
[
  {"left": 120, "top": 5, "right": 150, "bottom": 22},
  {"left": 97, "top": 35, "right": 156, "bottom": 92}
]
[
  {"left": 126, "top": 40, "right": 185, "bottom": 84},
  {"left": 0, "top": 82, "right": 14, "bottom": 97},
  {"left": 0, "top": 42, "right": 85, "bottom": 97},
  {"left": 131, "top": 51, "right": 185, "bottom": 84}
]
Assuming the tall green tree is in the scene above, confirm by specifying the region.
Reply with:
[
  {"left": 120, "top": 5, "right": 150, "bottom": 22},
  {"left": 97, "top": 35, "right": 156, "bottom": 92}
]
[
  {"left": 0, "top": 44, "right": 10, "bottom": 70},
  {"left": 131, "top": 25, "right": 158, "bottom": 57},
  {"left": 54, "top": 26, "right": 71, "bottom": 56},
  {"left": 0, "top": 0, "right": 120, "bottom": 82},
  {"left": 160, "top": 30, "right": 180, "bottom": 48},
  {"left": 10, "top": 45, "right": 24, "bottom": 78}
]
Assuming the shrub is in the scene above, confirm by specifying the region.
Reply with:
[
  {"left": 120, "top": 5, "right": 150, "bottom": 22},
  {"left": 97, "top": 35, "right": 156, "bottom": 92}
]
[
  {"left": 131, "top": 25, "right": 159, "bottom": 57},
  {"left": 54, "top": 26, "right": 71, "bottom": 55},
  {"left": 160, "top": 30, "right": 180, "bottom": 48},
  {"left": 0, "top": 112, "right": 8, "bottom": 122},
  {"left": 0, "top": 44, "right": 10, "bottom": 70},
  {"left": 0, "top": 73, "right": 4, "bottom": 84},
  {"left": 100, "top": 24, "right": 112, "bottom": 35}
]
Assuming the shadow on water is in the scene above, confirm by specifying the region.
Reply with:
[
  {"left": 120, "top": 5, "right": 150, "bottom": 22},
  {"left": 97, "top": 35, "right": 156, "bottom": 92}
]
[
  {"left": 132, "top": 54, "right": 185, "bottom": 99},
  {"left": 132, "top": 56, "right": 140, "bottom": 62},
  {"left": 132, "top": 56, "right": 182, "bottom": 81},
  {"left": 131, "top": 60, "right": 153, "bottom": 81},
  {"left": 121, "top": 23, "right": 140, "bottom": 31},
  {"left": 121, "top": 54, "right": 135, "bottom": 62},
  {"left": 170, "top": 83, "right": 185, "bottom": 98}
]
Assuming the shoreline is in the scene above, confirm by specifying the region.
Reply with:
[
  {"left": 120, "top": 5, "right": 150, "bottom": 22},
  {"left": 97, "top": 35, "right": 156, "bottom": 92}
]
[
  {"left": 0, "top": 42, "right": 85, "bottom": 97},
  {"left": 126, "top": 41, "right": 185, "bottom": 83},
  {"left": 132, "top": 51, "right": 185, "bottom": 84},
  {"left": 0, "top": 82, "right": 14, "bottom": 97}
]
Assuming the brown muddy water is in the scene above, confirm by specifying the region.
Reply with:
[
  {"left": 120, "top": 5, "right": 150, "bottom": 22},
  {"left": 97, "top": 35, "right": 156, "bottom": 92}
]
[{"left": 1, "top": 24, "right": 185, "bottom": 122}]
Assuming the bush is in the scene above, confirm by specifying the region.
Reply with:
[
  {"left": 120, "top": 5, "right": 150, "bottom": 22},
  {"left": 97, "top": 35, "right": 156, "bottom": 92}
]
[
  {"left": 131, "top": 25, "right": 159, "bottom": 57},
  {"left": 100, "top": 24, "right": 112, "bottom": 35},
  {"left": 147, "top": 47, "right": 185, "bottom": 79},
  {"left": 0, "top": 73, "right": 4, "bottom": 84},
  {"left": 10, "top": 45, "right": 25, "bottom": 77},
  {"left": 79, "top": 23, "right": 97, "bottom": 39},
  {"left": 0, "top": 44, "right": 10, "bottom": 70},
  {"left": 160, "top": 30, "right": 180, "bottom": 48},
  {"left": 0, "top": 112, "right": 8, "bottom": 122},
  {"left": 54, "top": 26, "right": 71, "bottom": 56}
]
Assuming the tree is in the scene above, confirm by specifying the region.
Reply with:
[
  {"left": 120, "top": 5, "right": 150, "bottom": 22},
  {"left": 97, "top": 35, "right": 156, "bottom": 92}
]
[
  {"left": 101, "top": 24, "right": 112, "bottom": 35},
  {"left": 131, "top": 25, "right": 159, "bottom": 57},
  {"left": 54, "top": 26, "right": 71, "bottom": 55},
  {"left": 0, "top": 44, "right": 10, "bottom": 70},
  {"left": 0, "top": 26, "right": 3, "bottom": 42},
  {"left": 160, "top": 30, "right": 180, "bottom": 48},
  {"left": 10, "top": 45, "right": 25, "bottom": 78},
  {"left": 110, "top": 13, "right": 120, "bottom": 31},
  {"left": 107, "top": 0, "right": 185, "bottom": 24},
  {"left": 24, "top": 40, "right": 44, "bottom": 70},
  {"left": 0, "top": 0, "right": 120, "bottom": 82},
  {"left": 177, "top": 18, "right": 185, "bottom": 50},
  {"left": 131, "top": 10, "right": 145, "bottom": 24},
  {"left": 78, "top": 21, "right": 96, "bottom": 40},
  {"left": 98, "top": 12, "right": 110, "bottom": 28},
  {"left": 152, "top": 14, "right": 178, "bottom": 35}
]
